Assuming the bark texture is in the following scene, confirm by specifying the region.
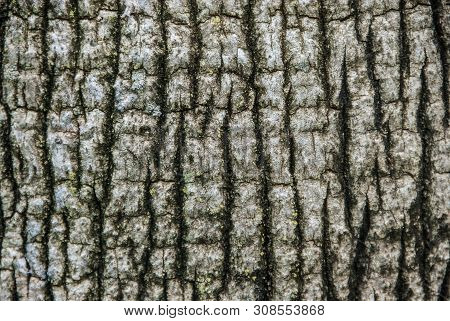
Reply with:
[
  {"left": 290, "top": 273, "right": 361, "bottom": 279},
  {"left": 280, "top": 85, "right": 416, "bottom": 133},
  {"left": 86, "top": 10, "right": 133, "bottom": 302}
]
[{"left": 0, "top": 0, "right": 449, "bottom": 300}]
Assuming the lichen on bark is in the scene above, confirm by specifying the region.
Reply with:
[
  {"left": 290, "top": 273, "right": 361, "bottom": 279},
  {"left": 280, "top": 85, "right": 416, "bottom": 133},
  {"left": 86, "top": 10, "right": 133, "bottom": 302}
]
[{"left": 0, "top": 0, "right": 448, "bottom": 301}]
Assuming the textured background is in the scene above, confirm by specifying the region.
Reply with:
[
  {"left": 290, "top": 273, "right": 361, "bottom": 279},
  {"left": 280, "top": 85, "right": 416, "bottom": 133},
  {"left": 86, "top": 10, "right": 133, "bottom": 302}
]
[{"left": 0, "top": 0, "right": 448, "bottom": 300}]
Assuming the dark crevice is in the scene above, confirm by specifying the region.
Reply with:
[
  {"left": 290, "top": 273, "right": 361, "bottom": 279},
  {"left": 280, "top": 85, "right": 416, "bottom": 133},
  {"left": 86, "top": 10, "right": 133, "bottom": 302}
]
[
  {"left": 395, "top": 218, "right": 412, "bottom": 300},
  {"left": 152, "top": 0, "right": 169, "bottom": 176},
  {"left": 1, "top": 1, "right": 20, "bottom": 268},
  {"left": 398, "top": 0, "right": 410, "bottom": 129},
  {"left": 281, "top": 0, "right": 304, "bottom": 300},
  {"left": 91, "top": 185, "right": 106, "bottom": 300},
  {"left": 200, "top": 94, "right": 214, "bottom": 138},
  {"left": 61, "top": 208, "right": 70, "bottom": 299},
  {"left": 40, "top": 0, "right": 56, "bottom": 301},
  {"left": 365, "top": 22, "right": 384, "bottom": 132},
  {"left": 70, "top": 0, "right": 83, "bottom": 192},
  {"left": 191, "top": 268, "right": 199, "bottom": 300},
  {"left": 173, "top": 109, "right": 187, "bottom": 285},
  {"left": 19, "top": 199, "right": 30, "bottom": 298},
  {"left": 349, "top": 0, "right": 362, "bottom": 42},
  {"left": 95, "top": 0, "right": 122, "bottom": 300},
  {"left": 216, "top": 87, "right": 235, "bottom": 298},
  {"left": 137, "top": 164, "right": 157, "bottom": 300},
  {"left": 243, "top": 0, "right": 275, "bottom": 301},
  {"left": 348, "top": 197, "right": 372, "bottom": 300},
  {"left": 409, "top": 62, "right": 433, "bottom": 300},
  {"left": 74, "top": 121, "right": 82, "bottom": 191},
  {"left": 0, "top": 197, "right": 4, "bottom": 269},
  {"left": 437, "top": 256, "right": 449, "bottom": 300},
  {"left": 69, "top": 0, "right": 81, "bottom": 81},
  {"left": 366, "top": 22, "right": 394, "bottom": 173},
  {"left": 77, "top": 80, "right": 87, "bottom": 121},
  {"left": 318, "top": 0, "right": 333, "bottom": 121},
  {"left": 100, "top": 0, "right": 121, "bottom": 205},
  {"left": 160, "top": 271, "right": 168, "bottom": 301},
  {"left": 116, "top": 277, "right": 124, "bottom": 301},
  {"left": 383, "top": 120, "right": 394, "bottom": 176},
  {"left": 373, "top": 157, "right": 383, "bottom": 211},
  {"left": 217, "top": 41, "right": 224, "bottom": 88},
  {"left": 320, "top": 183, "right": 338, "bottom": 301},
  {"left": 338, "top": 54, "right": 355, "bottom": 237},
  {"left": 0, "top": 0, "right": 19, "bottom": 212},
  {"left": 11, "top": 265, "right": 19, "bottom": 300},
  {"left": 429, "top": 0, "right": 449, "bottom": 129},
  {"left": 188, "top": 0, "right": 202, "bottom": 112}
]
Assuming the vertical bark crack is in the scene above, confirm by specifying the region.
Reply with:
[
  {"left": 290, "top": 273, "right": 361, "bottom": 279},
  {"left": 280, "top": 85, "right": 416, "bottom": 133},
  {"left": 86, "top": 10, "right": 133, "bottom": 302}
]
[
  {"left": 173, "top": 109, "right": 187, "bottom": 285},
  {"left": 365, "top": 22, "right": 394, "bottom": 174},
  {"left": 69, "top": 0, "right": 81, "bottom": 81},
  {"left": 318, "top": 0, "right": 333, "bottom": 124},
  {"left": 349, "top": 0, "right": 362, "bottom": 42},
  {"left": 188, "top": 0, "right": 202, "bottom": 113},
  {"left": 94, "top": 0, "right": 122, "bottom": 300},
  {"left": 137, "top": 165, "right": 157, "bottom": 300},
  {"left": 61, "top": 208, "right": 70, "bottom": 299},
  {"left": 320, "top": 183, "right": 337, "bottom": 300},
  {"left": 438, "top": 257, "right": 449, "bottom": 300},
  {"left": 243, "top": 0, "right": 275, "bottom": 300},
  {"left": 338, "top": 54, "right": 355, "bottom": 237},
  {"left": 216, "top": 87, "right": 235, "bottom": 298},
  {"left": 40, "top": 0, "right": 56, "bottom": 301},
  {"left": 281, "top": 0, "right": 304, "bottom": 300},
  {"left": 153, "top": 0, "right": 169, "bottom": 175},
  {"left": 409, "top": 61, "right": 433, "bottom": 300},
  {"left": 395, "top": 218, "right": 412, "bottom": 300},
  {"left": 429, "top": 0, "right": 449, "bottom": 129},
  {"left": 0, "top": 0, "right": 20, "bottom": 268},
  {"left": 398, "top": 0, "right": 410, "bottom": 129},
  {"left": 348, "top": 197, "right": 371, "bottom": 300}
]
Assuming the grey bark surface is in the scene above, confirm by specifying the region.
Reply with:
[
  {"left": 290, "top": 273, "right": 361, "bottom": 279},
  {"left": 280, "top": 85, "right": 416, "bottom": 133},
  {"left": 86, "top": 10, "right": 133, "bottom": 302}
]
[{"left": 0, "top": 0, "right": 449, "bottom": 300}]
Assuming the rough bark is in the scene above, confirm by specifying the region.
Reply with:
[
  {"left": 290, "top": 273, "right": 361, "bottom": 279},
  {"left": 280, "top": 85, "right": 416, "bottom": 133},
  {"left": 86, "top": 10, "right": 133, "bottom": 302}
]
[{"left": 0, "top": 0, "right": 448, "bottom": 301}]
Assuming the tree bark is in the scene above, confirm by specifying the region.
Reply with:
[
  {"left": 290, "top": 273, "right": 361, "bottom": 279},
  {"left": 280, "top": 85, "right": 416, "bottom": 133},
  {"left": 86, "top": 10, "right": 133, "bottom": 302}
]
[{"left": 0, "top": 0, "right": 448, "bottom": 300}]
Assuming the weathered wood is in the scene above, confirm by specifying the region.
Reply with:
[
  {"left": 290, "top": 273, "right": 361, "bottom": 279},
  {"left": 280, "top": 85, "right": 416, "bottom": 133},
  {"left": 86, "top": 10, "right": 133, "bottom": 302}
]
[{"left": 0, "top": 0, "right": 448, "bottom": 300}]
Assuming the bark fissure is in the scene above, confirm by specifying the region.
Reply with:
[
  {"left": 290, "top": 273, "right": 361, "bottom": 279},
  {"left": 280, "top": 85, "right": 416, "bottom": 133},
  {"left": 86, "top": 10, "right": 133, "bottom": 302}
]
[
  {"left": 153, "top": 0, "right": 169, "bottom": 175},
  {"left": 0, "top": 0, "right": 448, "bottom": 302},
  {"left": 216, "top": 87, "right": 235, "bottom": 298},
  {"left": 243, "top": 0, "right": 274, "bottom": 301},
  {"left": 365, "top": 23, "right": 383, "bottom": 131},
  {"left": 173, "top": 109, "right": 187, "bottom": 285},
  {"left": 410, "top": 63, "right": 433, "bottom": 300},
  {"left": 40, "top": 0, "right": 56, "bottom": 301},
  {"left": 0, "top": 0, "right": 17, "bottom": 269},
  {"left": 136, "top": 165, "right": 157, "bottom": 300},
  {"left": 0, "top": 197, "right": 4, "bottom": 270},
  {"left": 438, "top": 257, "right": 449, "bottom": 300},
  {"left": 348, "top": 197, "right": 372, "bottom": 300},
  {"left": 70, "top": 0, "right": 83, "bottom": 192},
  {"left": 60, "top": 208, "right": 70, "bottom": 299},
  {"left": 398, "top": 0, "right": 410, "bottom": 129},
  {"left": 365, "top": 23, "right": 394, "bottom": 174},
  {"left": 395, "top": 219, "right": 412, "bottom": 300},
  {"left": 281, "top": 0, "right": 304, "bottom": 300},
  {"left": 318, "top": 0, "right": 333, "bottom": 117},
  {"left": 338, "top": 55, "right": 355, "bottom": 237},
  {"left": 69, "top": 0, "right": 81, "bottom": 80},
  {"left": 19, "top": 199, "right": 31, "bottom": 298},
  {"left": 320, "top": 184, "right": 337, "bottom": 301},
  {"left": 429, "top": 0, "right": 448, "bottom": 129},
  {"left": 349, "top": 0, "right": 362, "bottom": 42},
  {"left": 11, "top": 265, "right": 19, "bottom": 300},
  {"left": 95, "top": 0, "right": 122, "bottom": 300},
  {"left": 188, "top": 0, "right": 202, "bottom": 113}
]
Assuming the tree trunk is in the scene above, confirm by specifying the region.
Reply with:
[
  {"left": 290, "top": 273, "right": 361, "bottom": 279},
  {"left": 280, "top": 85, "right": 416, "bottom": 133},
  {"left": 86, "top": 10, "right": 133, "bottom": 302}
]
[{"left": 0, "top": 0, "right": 448, "bottom": 300}]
